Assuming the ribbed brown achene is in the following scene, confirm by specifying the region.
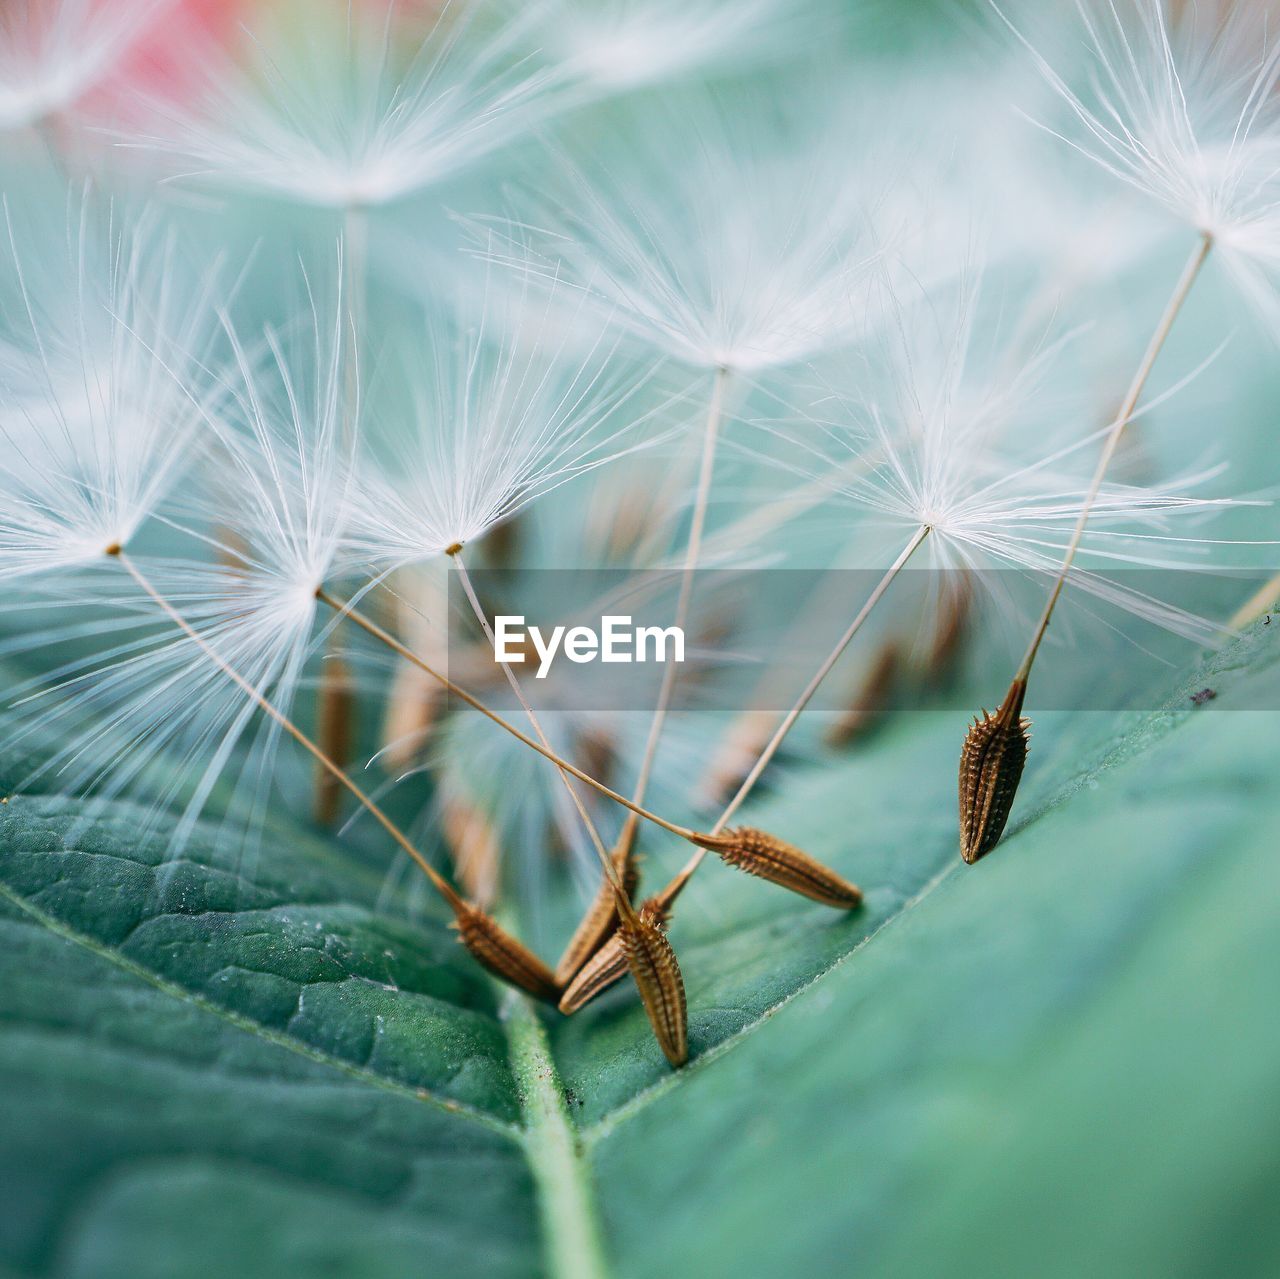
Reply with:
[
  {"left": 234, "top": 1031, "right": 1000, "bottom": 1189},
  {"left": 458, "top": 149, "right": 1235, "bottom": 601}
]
[
  {"left": 691, "top": 827, "right": 862, "bottom": 908},
  {"left": 619, "top": 906, "right": 688, "bottom": 1067},
  {"left": 959, "top": 678, "right": 1031, "bottom": 864},
  {"left": 553, "top": 840, "right": 641, "bottom": 987},
  {"left": 558, "top": 895, "right": 671, "bottom": 1015},
  {"left": 453, "top": 904, "right": 560, "bottom": 1003}
]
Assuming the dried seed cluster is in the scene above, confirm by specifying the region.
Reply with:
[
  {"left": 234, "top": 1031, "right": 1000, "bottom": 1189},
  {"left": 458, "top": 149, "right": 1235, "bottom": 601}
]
[
  {"left": 559, "top": 895, "right": 670, "bottom": 1014},
  {"left": 554, "top": 840, "right": 641, "bottom": 987}
]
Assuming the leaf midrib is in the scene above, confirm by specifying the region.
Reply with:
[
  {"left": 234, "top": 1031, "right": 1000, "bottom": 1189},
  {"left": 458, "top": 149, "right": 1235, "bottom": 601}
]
[{"left": 5, "top": 628, "right": 1271, "bottom": 1278}]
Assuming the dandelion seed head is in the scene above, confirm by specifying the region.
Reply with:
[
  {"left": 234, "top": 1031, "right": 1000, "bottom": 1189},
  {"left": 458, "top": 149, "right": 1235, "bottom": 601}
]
[
  {"left": 128, "top": 0, "right": 559, "bottom": 208},
  {"left": 196, "top": 277, "right": 356, "bottom": 610},
  {"left": 5, "top": 266, "right": 359, "bottom": 855},
  {"left": 479, "top": 93, "right": 883, "bottom": 373},
  {"left": 527, "top": 0, "right": 798, "bottom": 95},
  {"left": 0, "top": 0, "right": 175, "bottom": 132},
  {"left": 345, "top": 279, "right": 674, "bottom": 570},
  {"left": 0, "top": 196, "right": 223, "bottom": 578},
  {"left": 757, "top": 267, "right": 1243, "bottom": 646},
  {"left": 1003, "top": 0, "right": 1280, "bottom": 255}
]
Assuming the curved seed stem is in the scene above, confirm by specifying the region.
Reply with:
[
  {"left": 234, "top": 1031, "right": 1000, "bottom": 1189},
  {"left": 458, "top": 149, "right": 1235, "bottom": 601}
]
[
  {"left": 1014, "top": 232, "right": 1213, "bottom": 682},
  {"left": 315, "top": 588, "right": 695, "bottom": 840},
  {"left": 616, "top": 365, "right": 729, "bottom": 851},
  {"left": 111, "top": 549, "right": 465, "bottom": 913},
  {"left": 660, "top": 525, "right": 933, "bottom": 904},
  {"left": 449, "top": 549, "right": 624, "bottom": 894}
]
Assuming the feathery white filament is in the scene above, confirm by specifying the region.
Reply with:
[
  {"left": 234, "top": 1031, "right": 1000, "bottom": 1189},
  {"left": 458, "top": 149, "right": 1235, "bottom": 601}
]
[
  {"left": 480, "top": 96, "right": 881, "bottom": 372},
  {"left": 5, "top": 262, "right": 357, "bottom": 854},
  {"left": 1001, "top": 0, "right": 1280, "bottom": 319},
  {"left": 759, "top": 271, "right": 1243, "bottom": 646},
  {"left": 0, "top": 0, "right": 174, "bottom": 132},
  {"left": 0, "top": 197, "right": 222, "bottom": 578},
  {"left": 129, "top": 0, "right": 560, "bottom": 208},
  {"left": 346, "top": 280, "right": 673, "bottom": 568},
  {"left": 526, "top": 0, "right": 802, "bottom": 95}
]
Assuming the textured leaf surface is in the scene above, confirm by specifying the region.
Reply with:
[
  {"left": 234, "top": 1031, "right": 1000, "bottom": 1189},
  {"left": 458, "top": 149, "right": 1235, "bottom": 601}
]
[{"left": 2, "top": 625, "right": 1278, "bottom": 1277}]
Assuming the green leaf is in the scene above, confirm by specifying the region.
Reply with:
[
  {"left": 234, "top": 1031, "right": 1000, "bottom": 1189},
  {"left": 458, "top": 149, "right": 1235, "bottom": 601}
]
[{"left": 2, "top": 623, "right": 1278, "bottom": 1278}]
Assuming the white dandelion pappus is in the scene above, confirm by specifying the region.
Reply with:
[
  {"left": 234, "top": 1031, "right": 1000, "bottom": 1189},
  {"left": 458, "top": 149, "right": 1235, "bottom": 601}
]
[
  {"left": 130, "top": 0, "right": 563, "bottom": 209},
  {"left": 481, "top": 93, "right": 883, "bottom": 374},
  {"left": 0, "top": 196, "right": 225, "bottom": 579},
  {"left": 755, "top": 269, "right": 1245, "bottom": 647},
  {"left": 0, "top": 0, "right": 175, "bottom": 133},
  {"left": 998, "top": 0, "right": 1280, "bottom": 323},
  {"left": 345, "top": 277, "right": 676, "bottom": 570},
  {"left": 518, "top": 0, "right": 808, "bottom": 97},
  {"left": 6, "top": 273, "right": 359, "bottom": 853}
]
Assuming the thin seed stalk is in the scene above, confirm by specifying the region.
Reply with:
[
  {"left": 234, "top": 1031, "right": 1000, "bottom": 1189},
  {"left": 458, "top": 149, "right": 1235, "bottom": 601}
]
[
  {"left": 563, "top": 364, "right": 729, "bottom": 980},
  {"left": 452, "top": 541, "right": 699, "bottom": 1058},
  {"left": 558, "top": 528, "right": 930, "bottom": 1013},
  {"left": 960, "top": 231, "right": 1213, "bottom": 864},
  {"left": 315, "top": 587, "right": 695, "bottom": 840},
  {"left": 109, "top": 548, "right": 560, "bottom": 999},
  {"left": 449, "top": 547, "right": 623, "bottom": 890},
  {"left": 452, "top": 546, "right": 696, "bottom": 1056},
  {"left": 616, "top": 365, "right": 729, "bottom": 849}
]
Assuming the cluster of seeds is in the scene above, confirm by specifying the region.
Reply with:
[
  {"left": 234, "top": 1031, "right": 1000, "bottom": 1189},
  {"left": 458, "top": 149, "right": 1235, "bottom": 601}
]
[{"left": 2, "top": 1, "right": 1279, "bottom": 1069}]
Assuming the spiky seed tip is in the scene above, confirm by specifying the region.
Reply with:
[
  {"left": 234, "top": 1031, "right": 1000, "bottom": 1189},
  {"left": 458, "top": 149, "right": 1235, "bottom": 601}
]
[
  {"left": 553, "top": 842, "right": 641, "bottom": 987},
  {"left": 618, "top": 906, "right": 688, "bottom": 1067},
  {"left": 690, "top": 827, "right": 863, "bottom": 909},
  {"left": 558, "top": 896, "right": 669, "bottom": 1015},
  {"left": 959, "top": 677, "right": 1031, "bottom": 865},
  {"left": 452, "top": 904, "right": 561, "bottom": 1004}
]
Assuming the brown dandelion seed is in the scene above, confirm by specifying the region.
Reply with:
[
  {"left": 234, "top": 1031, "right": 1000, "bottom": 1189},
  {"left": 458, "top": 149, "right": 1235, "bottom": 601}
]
[
  {"left": 923, "top": 570, "right": 974, "bottom": 686},
  {"left": 618, "top": 903, "right": 688, "bottom": 1067},
  {"left": 554, "top": 834, "right": 641, "bottom": 987},
  {"left": 558, "top": 892, "right": 672, "bottom": 1014},
  {"left": 452, "top": 904, "right": 560, "bottom": 1004},
  {"left": 691, "top": 827, "right": 862, "bottom": 909},
  {"left": 698, "top": 708, "right": 776, "bottom": 807},
  {"left": 958, "top": 677, "right": 1031, "bottom": 865}
]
